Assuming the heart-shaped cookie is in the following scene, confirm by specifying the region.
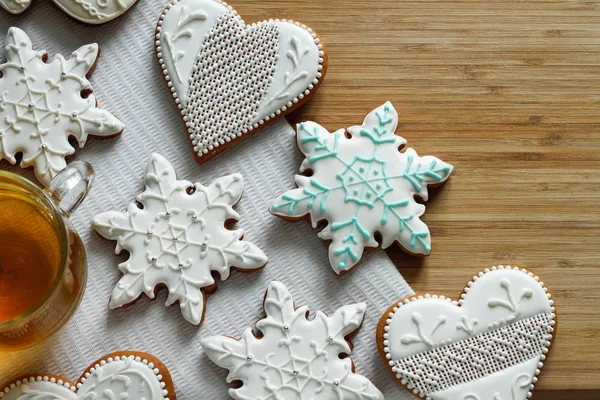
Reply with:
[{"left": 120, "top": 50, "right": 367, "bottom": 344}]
[
  {"left": 378, "top": 266, "right": 556, "bottom": 399},
  {"left": 155, "top": 0, "right": 327, "bottom": 162},
  {"left": 0, "top": 352, "right": 175, "bottom": 399},
  {"left": 0, "top": 0, "right": 137, "bottom": 24}
]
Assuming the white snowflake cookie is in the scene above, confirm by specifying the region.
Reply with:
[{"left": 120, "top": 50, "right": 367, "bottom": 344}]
[
  {"left": 92, "top": 153, "right": 268, "bottom": 325},
  {"left": 0, "top": 0, "right": 138, "bottom": 24},
  {"left": 378, "top": 266, "right": 556, "bottom": 400},
  {"left": 0, "top": 27, "right": 123, "bottom": 186},
  {"left": 271, "top": 102, "right": 453, "bottom": 274},
  {"left": 0, "top": 351, "right": 174, "bottom": 399},
  {"left": 155, "top": 0, "right": 327, "bottom": 162},
  {"left": 202, "top": 281, "right": 384, "bottom": 400}
]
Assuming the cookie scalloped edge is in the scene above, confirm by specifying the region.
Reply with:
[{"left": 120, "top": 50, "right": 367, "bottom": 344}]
[
  {"left": 378, "top": 265, "right": 557, "bottom": 400},
  {"left": 154, "top": 0, "right": 326, "bottom": 160},
  {"left": 0, "top": 374, "right": 77, "bottom": 398},
  {"left": 0, "top": 353, "right": 171, "bottom": 399}
]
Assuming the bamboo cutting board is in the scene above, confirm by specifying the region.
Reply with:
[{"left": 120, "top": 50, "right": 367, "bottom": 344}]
[{"left": 233, "top": 0, "right": 600, "bottom": 397}]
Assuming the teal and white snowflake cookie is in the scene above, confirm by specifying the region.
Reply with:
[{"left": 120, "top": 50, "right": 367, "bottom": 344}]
[{"left": 271, "top": 102, "right": 453, "bottom": 274}]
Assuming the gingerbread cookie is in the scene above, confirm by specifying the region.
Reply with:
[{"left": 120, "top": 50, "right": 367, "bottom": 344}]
[
  {"left": 270, "top": 102, "right": 453, "bottom": 274},
  {"left": 0, "top": 0, "right": 138, "bottom": 24},
  {"left": 202, "top": 281, "right": 384, "bottom": 399},
  {"left": 92, "top": 153, "right": 268, "bottom": 325},
  {"left": 155, "top": 0, "right": 327, "bottom": 162},
  {"left": 378, "top": 266, "right": 556, "bottom": 399},
  {"left": 0, "top": 27, "right": 123, "bottom": 186},
  {"left": 0, "top": 351, "right": 174, "bottom": 399}
]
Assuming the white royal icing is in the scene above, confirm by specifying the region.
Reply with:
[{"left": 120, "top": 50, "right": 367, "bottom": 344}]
[
  {"left": 0, "top": 0, "right": 137, "bottom": 24},
  {"left": 381, "top": 266, "right": 556, "bottom": 399},
  {"left": 270, "top": 102, "right": 453, "bottom": 273},
  {"left": 202, "top": 281, "right": 384, "bottom": 400},
  {"left": 52, "top": 0, "right": 138, "bottom": 24},
  {"left": 0, "top": 354, "right": 170, "bottom": 399},
  {"left": 0, "top": 27, "right": 123, "bottom": 186},
  {"left": 0, "top": 0, "right": 31, "bottom": 14},
  {"left": 92, "top": 153, "right": 268, "bottom": 325},
  {"left": 155, "top": 0, "right": 324, "bottom": 160}
]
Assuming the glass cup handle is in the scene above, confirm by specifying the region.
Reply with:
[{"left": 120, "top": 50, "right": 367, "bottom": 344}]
[{"left": 45, "top": 161, "right": 95, "bottom": 216}]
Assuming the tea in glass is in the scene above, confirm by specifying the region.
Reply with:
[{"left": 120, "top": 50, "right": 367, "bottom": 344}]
[{"left": 0, "top": 170, "right": 88, "bottom": 349}]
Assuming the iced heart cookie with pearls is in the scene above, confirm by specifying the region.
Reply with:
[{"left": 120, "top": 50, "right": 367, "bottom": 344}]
[
  {"left": 0, "top": 351, "right": 175, "bottom": 399},
  {"left": 0, "top": 0, "right": 138, "bottom": 24},
  {"left": 155, "top": 0, "right": 327, "bottom": 162},
  {"left": 377, "top": 266, "right": 556, "bottom": 400}
]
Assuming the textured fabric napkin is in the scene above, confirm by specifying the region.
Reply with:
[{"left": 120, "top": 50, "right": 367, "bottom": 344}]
[{"left": 0, "top": 2, "right": 414, "bottom": 398}]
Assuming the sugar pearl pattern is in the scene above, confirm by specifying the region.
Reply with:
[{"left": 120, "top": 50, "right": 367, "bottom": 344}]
[
  {"left": 0, "top": 0, "right": 138, "bottom": 24},
  {"left": 379, "top": 266, "right": 556, "bottom": 400},
  {"left": 156, "top": 0, "right": 326, "bottom": 161},
  {"left": 0, "top": 353, "right": 173, "bottom": 399}
]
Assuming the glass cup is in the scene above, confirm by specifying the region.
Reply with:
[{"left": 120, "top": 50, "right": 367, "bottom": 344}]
[{"left": 0, "top": 162, "right": 93, "bottom": 350}]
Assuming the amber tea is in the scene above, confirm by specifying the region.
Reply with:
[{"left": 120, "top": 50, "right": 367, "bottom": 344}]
[
  {"left": 0, "top": 190, "right": 62, "bottom": 322},
  {"left": 0, "top": 168, "right": 90, "bottom": 350}
]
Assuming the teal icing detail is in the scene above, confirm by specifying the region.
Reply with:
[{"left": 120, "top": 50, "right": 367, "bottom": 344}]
[
  {"left": 376, "top": 105, "right": 393, "bottom": 126},
  {"left": 381, "top": 200, "right": 410, "bottom": 224},
  {"left": 410, "top": 231, "right": 431, "bottom": 251},
  {"left": 300, "top": 124, "right": 340, "bottom": 163},
  {"left": 344, "top": 233, "right": 358, "bottom": 245},
  {"left": 373, "top": 126, "right": 386, "bottom": 137},
  {"left": 359, "top": 128, "right": 397, "bottom": 144},
  {"left": 310, "top": 179, "right": 330, "bottom": 212},
  {"left": 273, "top": 103, "right": 451, "bottom": 271},
  {"left": 331, "top": 217, "right": 371, "bottom": 239},
  {"left": 338, "top": 155, "right": 392, "bottom": 208},
  {"left": 334, "top": 245, "right": 359, "bottom": 270},
  {"left": 275, "top": 178, "right": 331, "bottom": 214},
  {"left": 403, "top": 156, "right": 452, "bottom": 191}
]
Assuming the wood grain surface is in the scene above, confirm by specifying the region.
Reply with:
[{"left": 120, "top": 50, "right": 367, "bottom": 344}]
[{"left": 231, "top": 0, "right": 600, "bottom": 396}]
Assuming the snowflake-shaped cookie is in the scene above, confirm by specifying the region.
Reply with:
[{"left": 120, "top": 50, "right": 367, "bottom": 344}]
[
  {"left": 202, "top": 281, "right": 384, "bottom": 400},
  {"left": 271, "top": 102, "right": 453, "bottom": 273},
  {"left": 92, "top": 154, "right": 268, "bottom": 325},
  {"left": 0, "top": 27, "right": 123, "bottom": 186}
]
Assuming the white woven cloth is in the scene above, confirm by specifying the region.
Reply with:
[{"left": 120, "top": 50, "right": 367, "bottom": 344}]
[{"left": 0, "top": 2, "right": 414, "bottom": 398}]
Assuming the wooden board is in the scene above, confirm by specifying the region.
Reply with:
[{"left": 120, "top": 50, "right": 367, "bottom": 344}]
[{"left": 232, "top": 0, "right": 600, "bottom": 395}]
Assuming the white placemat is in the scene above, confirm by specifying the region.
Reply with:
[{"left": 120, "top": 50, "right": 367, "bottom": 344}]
[{"left": 0, "top": 2, "right": 414, "bottom": 398}]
